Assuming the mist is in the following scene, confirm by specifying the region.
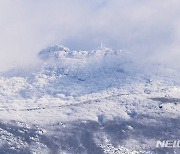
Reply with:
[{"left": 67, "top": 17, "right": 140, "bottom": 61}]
[{"left": 0, "top": 0, "right": 180, "bottom": 71}]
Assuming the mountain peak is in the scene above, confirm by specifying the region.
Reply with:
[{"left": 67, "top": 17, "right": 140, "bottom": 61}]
[{"left": 38, "top": 44, "right": 69, "bottom": 60}]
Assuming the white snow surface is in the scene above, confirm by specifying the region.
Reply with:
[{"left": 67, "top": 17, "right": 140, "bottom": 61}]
[{"left": 0, "top": 45, "right": 179, "bottom": 154}]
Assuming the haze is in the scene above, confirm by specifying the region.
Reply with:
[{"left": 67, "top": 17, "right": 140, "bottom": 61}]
[{"left": 0, "top": 0, "right": 180, "bottom": 70}]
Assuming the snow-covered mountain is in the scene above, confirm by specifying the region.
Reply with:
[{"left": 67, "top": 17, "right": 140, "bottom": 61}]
[{"left": 0, "top": 45, "right": 179, "bottom": 154}]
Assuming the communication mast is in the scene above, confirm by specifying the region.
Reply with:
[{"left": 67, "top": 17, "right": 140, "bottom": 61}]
[{"left": 100, "top": 40, "right": 103, "bottom": 49}]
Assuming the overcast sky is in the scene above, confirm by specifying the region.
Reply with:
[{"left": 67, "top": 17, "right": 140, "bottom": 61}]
[{"left": 0, "top": 0, "right": 180, "bottom": 70}]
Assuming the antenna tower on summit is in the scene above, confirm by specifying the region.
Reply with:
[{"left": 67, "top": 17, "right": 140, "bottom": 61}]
[{"left": 100, "top": 40, "right": 104, "bottom": 49}]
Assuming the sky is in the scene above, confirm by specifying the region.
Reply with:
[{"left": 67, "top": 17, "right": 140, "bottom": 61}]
[{"left": 0, "top": 0, "right": 180, "bottom": 70}]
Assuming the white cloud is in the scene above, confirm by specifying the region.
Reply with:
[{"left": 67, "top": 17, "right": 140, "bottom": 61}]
[{"left": 0, "top": 0, "right": 180, "bottom": 70}]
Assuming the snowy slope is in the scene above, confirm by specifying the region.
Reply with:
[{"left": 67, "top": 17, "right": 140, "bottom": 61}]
[{"left": 0, "top": 45, "right": 179, "bottom": 154}]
